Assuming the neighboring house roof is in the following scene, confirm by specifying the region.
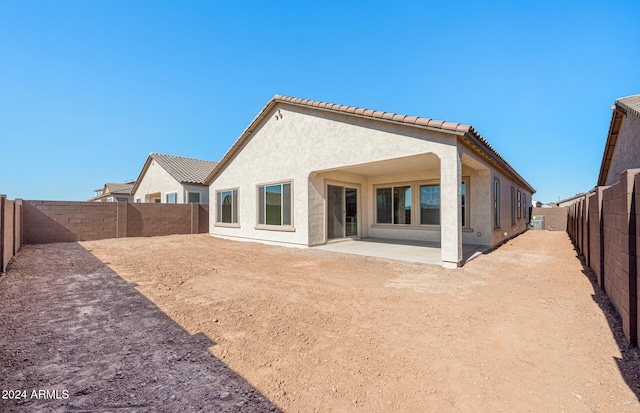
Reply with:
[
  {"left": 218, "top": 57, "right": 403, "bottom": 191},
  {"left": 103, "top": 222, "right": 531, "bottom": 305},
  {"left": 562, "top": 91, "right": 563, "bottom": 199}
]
[
  {"left": 556, "top": 192, "right": 588, "bottom": 206},
  {"left": 105, "top": 181, "right": 135, "bottom": 195},
  {"left": 131, "top": 153, "right": 218, "bottom": 195},
  {"left": 598, "top": 94, "right": 640, "bottom": 186},
  {"left": 204, "top": 95, "right": 535, "bottom": 193},
  {"left": 88, "top": 180, "right": 135, "bottom": 202}
]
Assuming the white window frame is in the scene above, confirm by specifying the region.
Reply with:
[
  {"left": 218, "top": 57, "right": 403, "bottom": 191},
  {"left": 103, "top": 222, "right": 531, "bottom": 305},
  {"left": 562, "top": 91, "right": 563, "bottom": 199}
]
[
  {"left": 256, "top": 180, "right": 294, "bottom": 231},
  {"left": 216, "top": 188, "right": 239, "bottom": 227},
  {"left": 166, "top": 192, "right": 178, "bottom": 204}
]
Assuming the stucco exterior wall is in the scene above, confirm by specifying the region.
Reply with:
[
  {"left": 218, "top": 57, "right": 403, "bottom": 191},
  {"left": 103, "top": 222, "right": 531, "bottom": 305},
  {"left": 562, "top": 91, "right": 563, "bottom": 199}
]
[
  {"left": 490, "top": 167, "right": 532, "bottom": 246},
  {"left": 210, "top": 103, "right": 531, "bottom": 257},
  {"left": 210, "top": 104, "right": 460, "bottom": 247},
  {"left": 133, "top": 160, "right": 209, "bottom": 204},
  {"left": 606, "top": 112, "right": 640, "bottom": 186}
]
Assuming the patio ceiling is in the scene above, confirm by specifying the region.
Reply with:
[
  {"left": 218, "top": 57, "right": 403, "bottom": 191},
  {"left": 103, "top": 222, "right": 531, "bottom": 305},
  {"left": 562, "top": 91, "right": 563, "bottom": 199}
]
[{"left": 313, "top": 153, "right": 440, "bottom": 177}]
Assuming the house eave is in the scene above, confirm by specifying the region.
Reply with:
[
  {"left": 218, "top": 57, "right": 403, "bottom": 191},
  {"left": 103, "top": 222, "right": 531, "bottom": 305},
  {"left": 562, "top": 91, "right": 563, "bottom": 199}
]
[{"left": 205, "top": 95, "right": 534, "bottom": 192}]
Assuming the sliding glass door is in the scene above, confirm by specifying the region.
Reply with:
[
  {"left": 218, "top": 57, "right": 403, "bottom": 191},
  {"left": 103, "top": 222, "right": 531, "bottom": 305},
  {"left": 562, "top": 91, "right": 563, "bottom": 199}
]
[{"left": 327, "top": 185, "right": 358, "bottom": 240}]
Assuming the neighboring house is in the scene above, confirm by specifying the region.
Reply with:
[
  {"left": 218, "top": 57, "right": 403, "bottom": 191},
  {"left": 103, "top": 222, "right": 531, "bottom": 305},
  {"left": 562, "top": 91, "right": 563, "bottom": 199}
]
[
  {"left": 532, "top": 199, "right": 543, "bottom": 208},
  {"left": 89, "top": 181, "right": 135, "bottom": 202},
  {"left": 131, "top": 153, "right": 217, "bottom": 204},
  {"left": 598, "top": 94, "right": 640, "bottom": 186},
  {"left": 557, "top": 192, "right": 588, "bottom": 207},
  {"left": 205, "top": 95, "right": 535, "bottom": 268}
]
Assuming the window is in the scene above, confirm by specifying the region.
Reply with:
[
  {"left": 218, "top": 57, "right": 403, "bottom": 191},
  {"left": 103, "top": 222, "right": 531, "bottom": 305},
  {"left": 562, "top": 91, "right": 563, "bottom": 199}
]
[
  {"left": 116, "top": 197, "right": 128, "bottom": 202},
  {"left": 217, "top": 189, "right": 238, "bottom": 224},
  {"left": 376, "top": 186, "right": 411, "bottom": 224},
  {"left": 511, "top": 186, "right": 516, "bottom": 225},
  {"left": 187, "top": 191, "right": 201, "bottom": 204},
  {"left": 166, "top": 192, "right": 177, "bottom": 204},
  {"left": 136, "top": 198, "right": 142, "bottom": 203},
  {"left": 494, "top": 178, "right": 500, "bottom": 228},
  {"left": 258, "top": 182, "right": 292, "bottom": 226},
  {"left": 461, "top": 179, "right": 468, "bottom": 228},
  {"left": 419, "top": 184, "right": 440, "bottom": 225},
  {"left": 517, "top": 190, "right": 522, "bottom": 219}
]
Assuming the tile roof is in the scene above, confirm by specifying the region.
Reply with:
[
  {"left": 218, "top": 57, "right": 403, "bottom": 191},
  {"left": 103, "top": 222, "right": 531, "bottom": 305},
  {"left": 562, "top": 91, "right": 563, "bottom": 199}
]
[
  {"left": 88, "top": 180, "right": 136, "bottom": 201},
  {"left": 150, "top": 153, "right": 218, "bottom": 184},
  {"left": 617, "top": 94, "right": 640, "bottom": 119},
  {"left": 105, "top": 181, "right": 135, "bottom": 195},
  {"left": 205, "top": 95, "right": 535, "bottom": 193}
]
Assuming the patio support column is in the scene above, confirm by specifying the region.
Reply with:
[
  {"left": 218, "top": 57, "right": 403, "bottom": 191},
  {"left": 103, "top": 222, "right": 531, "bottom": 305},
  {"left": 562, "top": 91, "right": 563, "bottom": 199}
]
[{"left": 440, "top": 146, "right": 462, "bottom": 268}]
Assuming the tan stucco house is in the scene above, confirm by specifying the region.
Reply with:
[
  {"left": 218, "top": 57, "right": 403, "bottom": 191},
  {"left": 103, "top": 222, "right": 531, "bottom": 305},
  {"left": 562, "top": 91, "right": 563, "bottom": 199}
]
[
  {"left": 205, "top": 95, "right": 535, "bottom": 268},
  {"left": 89, "top": 181, "right": 135, "bottom": 202},
  {"left": 132, "top": 153, "right": 217, "bottom": 204},
  {"left": 598, "top": 94, "right": 640, "bottom": 186}
]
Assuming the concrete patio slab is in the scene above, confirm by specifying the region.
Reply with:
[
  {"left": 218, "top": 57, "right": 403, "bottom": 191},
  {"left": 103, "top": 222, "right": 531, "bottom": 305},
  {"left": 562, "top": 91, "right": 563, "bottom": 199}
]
[{"left": 312, "top": 238, "right": 488, "bottom": 266}]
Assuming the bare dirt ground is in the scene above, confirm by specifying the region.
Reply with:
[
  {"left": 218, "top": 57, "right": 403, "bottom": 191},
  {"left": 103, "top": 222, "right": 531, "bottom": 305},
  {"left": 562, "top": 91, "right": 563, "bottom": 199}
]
[{"left": 2, "top": 231, "right": 640, "bottom": 412}]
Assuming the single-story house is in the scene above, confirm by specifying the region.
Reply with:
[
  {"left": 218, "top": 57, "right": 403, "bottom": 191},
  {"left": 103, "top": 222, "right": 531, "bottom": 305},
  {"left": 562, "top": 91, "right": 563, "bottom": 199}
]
[
  {"left": 205, "top": 95, "right": 535, "bottom": 268},
  {"left": 598, "top": 94, "right": 640, "bottom": 186},
  {"left": 556, "top": 192, "right": 588, "bottom": 207},
  {"left": 89, "top": 181, "right": 136, "bottom": 202},
  {"left": 131, "top": 153, "right": 217, "bottom": 204}
]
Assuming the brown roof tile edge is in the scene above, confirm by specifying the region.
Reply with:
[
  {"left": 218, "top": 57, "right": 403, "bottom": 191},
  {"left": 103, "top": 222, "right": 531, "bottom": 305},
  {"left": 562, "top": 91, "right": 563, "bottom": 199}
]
[
  {"left": 617, "top": 95, "right": 640, "bottom": 119},
  {"left": 205, "top": 94, "right": 534, "bottom": 192}
]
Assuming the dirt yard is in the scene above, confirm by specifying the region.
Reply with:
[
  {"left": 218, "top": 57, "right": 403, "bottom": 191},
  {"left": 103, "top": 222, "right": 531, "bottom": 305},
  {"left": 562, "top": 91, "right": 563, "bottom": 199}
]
[{"left": 2, "top": 231, "right": 640, "bottom": 412}]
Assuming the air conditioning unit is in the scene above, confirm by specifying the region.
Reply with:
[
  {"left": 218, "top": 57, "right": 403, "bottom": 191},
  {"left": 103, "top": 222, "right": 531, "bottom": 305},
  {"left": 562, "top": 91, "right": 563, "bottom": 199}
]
[{"left": 530, "top": 215, "right": 545, "bottom": 230}]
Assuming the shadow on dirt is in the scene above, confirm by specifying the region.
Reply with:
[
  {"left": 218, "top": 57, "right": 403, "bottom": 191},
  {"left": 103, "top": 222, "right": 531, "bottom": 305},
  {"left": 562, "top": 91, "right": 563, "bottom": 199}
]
[
  {"left": 578, "top": 255, "right": 640, "bottom": 401},
  {"left": 0, "top": 242, "right": 281, "bottom": 412}
]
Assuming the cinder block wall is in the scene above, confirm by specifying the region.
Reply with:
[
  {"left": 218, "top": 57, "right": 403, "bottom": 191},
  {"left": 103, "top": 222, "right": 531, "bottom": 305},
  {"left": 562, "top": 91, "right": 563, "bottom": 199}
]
[
  {"left": 588, "top": 190, "right": 603, "bottom": 286},
  {"left": 531, "top": 207, "right": 568, "bottom": 231},
  {"left": 1, "top": 196, "right": 22, "bottom": 273},
  {"left": 602, "top": 180, "right": 632, "bottom": 340},
  {"left": 127, "top": 203, "right": 192, "bottom": 237},
  {"left": 22, "top": 201, "right": 209, "bottom": 244},
  {"left": 23, "top": 201, "right": 118, "bottom": 244},
  {"left": 567, "top": 169, "right": 640, "bottom": 345}
]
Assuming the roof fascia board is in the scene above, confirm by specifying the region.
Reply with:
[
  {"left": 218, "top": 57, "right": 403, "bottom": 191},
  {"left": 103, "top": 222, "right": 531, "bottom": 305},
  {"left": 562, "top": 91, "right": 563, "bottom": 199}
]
[
  {"left": 597, "top": 106, "right": 624, "bottom": 186},
  {"left": 130, "top": 155, "right": 154, "bottom": 195}
]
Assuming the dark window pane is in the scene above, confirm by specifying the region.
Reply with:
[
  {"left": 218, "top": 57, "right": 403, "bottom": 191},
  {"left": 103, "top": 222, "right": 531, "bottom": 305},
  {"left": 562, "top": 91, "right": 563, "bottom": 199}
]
[
  {"left": 393, "top": 186, "right": 411, "bottom": 224},
  {"left": 376, "top": 188, "right": 392, "bottom": 224},
  {"left": 258, "top": 186, "right": 265, "bottom": 225},
  {"left": 420, "top": 184, "right": 440, "bottom": 225},
  {"left": 265, "top": 184, "right": 282, "bottom": 225},
  {"left": 461, "top": 181, "right": 466, "bottom": 227},
  {"left": 221, "top": 191, "right": 232, "bottom": 223},
  {"left": 282, "top": 183, "right": 291, "bottom": 226}
]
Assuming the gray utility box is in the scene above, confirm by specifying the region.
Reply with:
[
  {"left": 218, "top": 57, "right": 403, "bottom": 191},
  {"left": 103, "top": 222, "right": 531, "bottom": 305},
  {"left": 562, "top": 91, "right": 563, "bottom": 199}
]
[{"left": 531, "top": 215, "right": 545, "bottom": 230}]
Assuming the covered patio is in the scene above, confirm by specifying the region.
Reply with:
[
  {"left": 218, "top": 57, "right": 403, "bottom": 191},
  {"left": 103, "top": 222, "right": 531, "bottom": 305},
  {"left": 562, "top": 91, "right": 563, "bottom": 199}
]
[{"left": 313, "top": 237, "right": 489, "bottom": 266}]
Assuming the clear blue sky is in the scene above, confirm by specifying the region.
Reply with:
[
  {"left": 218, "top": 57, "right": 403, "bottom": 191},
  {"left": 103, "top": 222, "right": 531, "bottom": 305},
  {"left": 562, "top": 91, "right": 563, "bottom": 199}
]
[{"left": 1, "top": 1, "right": 639, "bottom": 203}]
